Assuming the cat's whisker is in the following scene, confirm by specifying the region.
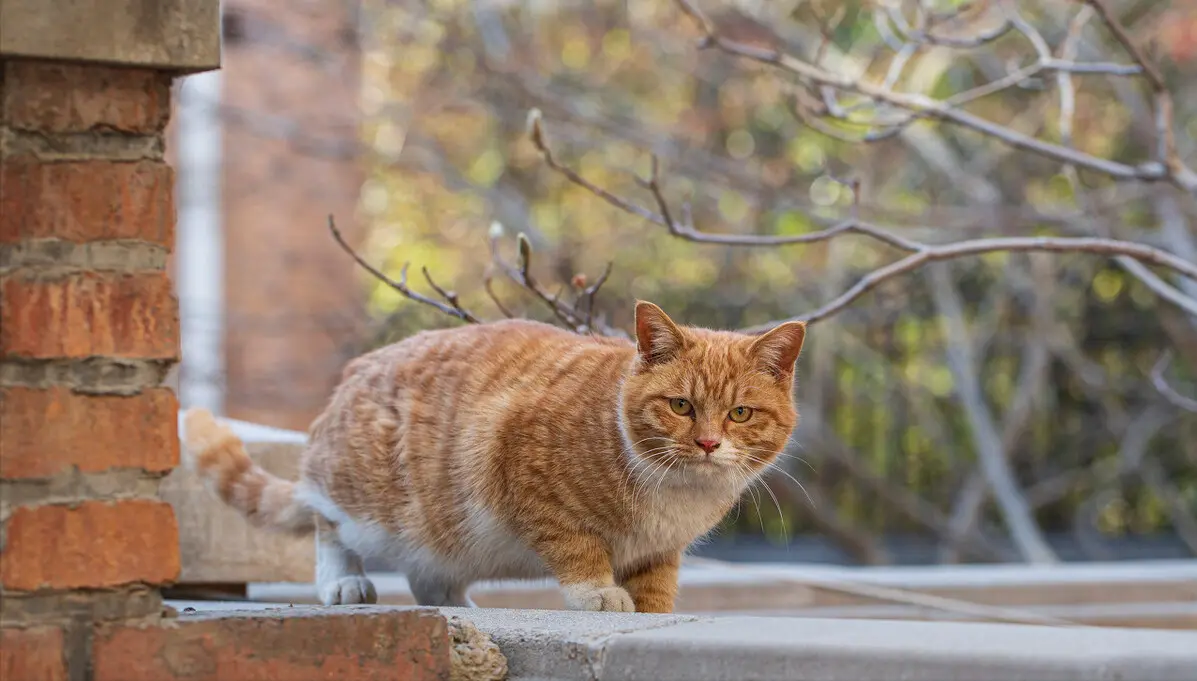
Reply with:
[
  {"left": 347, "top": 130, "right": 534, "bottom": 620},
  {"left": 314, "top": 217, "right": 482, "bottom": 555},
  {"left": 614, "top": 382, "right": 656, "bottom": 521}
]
[
  {"left": 730, "top": 461, "right": 767, "bottom": 533},
  {"left": 752, "top": 475, "right": 791, "bottom": 548},
  {"left": 629, "top": 448, "right": 680, "bottom": 506},
  {"left": 650, "top": 451, "right": 681, "bottom": 498},
  {"left": 739, "top": 454, "right": 815, "bottom": 513},
  {"left": 623, "top": 447, "right": 677, "bottom": 506},
  {"left": 740, "top": 446, "right": 816, "bottom": 475}
]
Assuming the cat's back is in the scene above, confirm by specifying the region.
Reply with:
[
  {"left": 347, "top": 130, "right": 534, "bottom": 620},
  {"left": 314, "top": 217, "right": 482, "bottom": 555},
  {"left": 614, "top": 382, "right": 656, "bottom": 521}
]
[
  {"left": 352, "top": 318, "right": 631, "bottom": 391},
  {"left": 318, "top": 319, "right": 634, "bottom": 449}
]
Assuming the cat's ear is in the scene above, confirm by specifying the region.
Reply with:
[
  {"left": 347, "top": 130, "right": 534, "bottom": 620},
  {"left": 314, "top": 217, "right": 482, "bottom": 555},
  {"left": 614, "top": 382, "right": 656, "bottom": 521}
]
[
  {"left": 749, "top": 321, "right": 806, "bottom": 380},
  {"left": 634, "top": 300, "right": 686, "bottom": 366}
]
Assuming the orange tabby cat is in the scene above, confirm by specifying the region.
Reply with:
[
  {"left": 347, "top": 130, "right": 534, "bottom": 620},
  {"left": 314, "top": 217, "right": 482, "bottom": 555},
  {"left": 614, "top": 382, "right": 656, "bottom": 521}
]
[{"left": 183, "top": 301, "right": 805, "bottom": 612}]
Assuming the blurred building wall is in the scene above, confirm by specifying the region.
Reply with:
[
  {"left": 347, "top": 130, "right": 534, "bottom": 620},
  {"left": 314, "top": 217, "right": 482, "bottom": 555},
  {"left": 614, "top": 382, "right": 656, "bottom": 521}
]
[{"left": 214, "top": 0, "right": 368, "bottom": 431}]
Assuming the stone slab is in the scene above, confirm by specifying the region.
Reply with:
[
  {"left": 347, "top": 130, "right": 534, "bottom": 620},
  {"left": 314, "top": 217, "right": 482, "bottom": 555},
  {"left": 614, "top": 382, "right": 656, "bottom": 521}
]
[
  {"left": 0, "top": 0, "right": 220, "bottom": 72},
  {"left": 599, "top": 616, "right": 1197, "bottom": 681},
  {"left": 163, "top": 602, "right": 1197, "bottom": 681},
  {"left": 438, "top": 607, "right": 702, "bottom": 681}
]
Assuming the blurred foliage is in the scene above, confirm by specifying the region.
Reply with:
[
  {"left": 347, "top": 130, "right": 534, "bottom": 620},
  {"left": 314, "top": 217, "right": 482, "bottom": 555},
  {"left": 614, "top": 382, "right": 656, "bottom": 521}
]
[{"left": 354, "top": 0, "right": 1197, "bottom": 558}]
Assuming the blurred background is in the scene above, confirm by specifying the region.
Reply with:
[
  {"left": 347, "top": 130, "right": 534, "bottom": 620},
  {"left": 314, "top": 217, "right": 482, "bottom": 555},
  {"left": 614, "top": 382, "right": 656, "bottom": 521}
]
[{"left": 166, "top": 0, "right": 1197, "bottom": 567}]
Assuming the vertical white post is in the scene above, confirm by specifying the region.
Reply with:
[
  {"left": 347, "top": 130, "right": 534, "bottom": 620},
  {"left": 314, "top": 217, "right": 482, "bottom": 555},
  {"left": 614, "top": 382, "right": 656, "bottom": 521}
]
[{"left": 175, "top": 68, "right": 226, "bottom": 415}]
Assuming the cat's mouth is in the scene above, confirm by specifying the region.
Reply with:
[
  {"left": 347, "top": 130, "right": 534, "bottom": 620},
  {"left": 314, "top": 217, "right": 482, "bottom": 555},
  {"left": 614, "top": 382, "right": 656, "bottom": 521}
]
[{"left": 680, "top": 450, "right": 739, "bottom": 468}]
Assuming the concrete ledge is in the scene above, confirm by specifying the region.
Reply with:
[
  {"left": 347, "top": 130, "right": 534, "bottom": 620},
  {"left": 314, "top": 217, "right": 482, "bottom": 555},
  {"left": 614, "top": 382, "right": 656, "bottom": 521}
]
[
  {"left": 0, "top": 0, "right": 221, "bottom": 72},
  {"left": 238, "top": 559, "right": 1197, "bottom": 629},
  {"left": 166, "top": 603, "right": 1197, "bottom": 681},
  {"left": 591, "top": 615, "right": 1197, "bottom": 681}
]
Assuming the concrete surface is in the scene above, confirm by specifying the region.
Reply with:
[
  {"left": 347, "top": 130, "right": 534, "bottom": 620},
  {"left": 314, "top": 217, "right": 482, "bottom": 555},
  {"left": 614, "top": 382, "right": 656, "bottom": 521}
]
[
  {"left": 594, "top": 616, "right": 1197, "bottom": 681},
  {"left": 0, "top": 0, "right": 220, "bottom": 71},
  {"left": 168, "top": 601, "right": 1197, "bottom": 681},
  {"left": 236, "top": 559, "right": 1197, "bottom": 628}
]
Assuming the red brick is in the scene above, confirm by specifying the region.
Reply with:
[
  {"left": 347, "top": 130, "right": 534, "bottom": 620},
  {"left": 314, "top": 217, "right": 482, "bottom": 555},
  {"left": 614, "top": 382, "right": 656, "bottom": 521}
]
[
  {"left": 0, "top": 272, "right": 178, "bottom": 360},
  {"left": 0, "top": 159, "right": 174, "bottom": 246},
  {"left": 93, "top": 609, "right": 450, "bottom": 681},
  {"left": 0, "top": 387, "right": 179, "bottom": 480},
  {"left": 0, "top": 627, "right": 67, "bottom": 681},
  {"left": 0, "top": 501, "right": 180, "bottom": 591},
  {"left": 1, "top": 62, "right": 170, "bottom": 134}
]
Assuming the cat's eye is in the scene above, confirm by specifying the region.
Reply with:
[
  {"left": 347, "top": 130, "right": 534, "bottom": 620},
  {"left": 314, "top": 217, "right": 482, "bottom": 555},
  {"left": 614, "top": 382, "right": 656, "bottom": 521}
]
[
  {"left": 669, "top": 398, "right": 693, "bottom": 416},
  {"left": 728, "top": 406, "right": 753, "bottom": 423}
]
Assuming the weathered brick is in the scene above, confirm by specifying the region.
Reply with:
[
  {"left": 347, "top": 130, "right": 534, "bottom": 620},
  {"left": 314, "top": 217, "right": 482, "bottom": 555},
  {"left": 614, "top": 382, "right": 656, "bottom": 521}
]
[
  {"left": 0, "top": 501, "right": 180, "bottom": 591},
  {"left": 1, "top": 62, "right": 170, "bottom": 134},
  {"left": 93, "top": 608, "right": 450, "bottom": 681},
  {"left": 0, "top": 387, "right": 178, "bottom": 480},
  {"left": 0, "top": 159, "right": 174, "bottom": 246},
  {"left": 0, "top": 626, "right": 67, "bottom": 681},
  {"left": 0, "top": 272, "right": 179, "bottom": 360}
]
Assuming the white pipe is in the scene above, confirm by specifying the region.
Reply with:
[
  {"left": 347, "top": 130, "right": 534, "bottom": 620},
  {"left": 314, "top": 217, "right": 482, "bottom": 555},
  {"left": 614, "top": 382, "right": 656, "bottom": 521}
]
[{"left": 174, "top": 68, "right": 226, "bottom": 415}]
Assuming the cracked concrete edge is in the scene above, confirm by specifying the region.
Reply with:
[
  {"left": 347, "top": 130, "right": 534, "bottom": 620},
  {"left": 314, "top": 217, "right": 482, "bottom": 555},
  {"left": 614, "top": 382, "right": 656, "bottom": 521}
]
[
  {"left": 447, "top": 615, "right": 509, "bottom": 681},
  {"left": 435, "top": 608, "right": 708, "bottom": 681},
  {"left": 440, "top": 608, "right": 1197, "bottom": 681}
]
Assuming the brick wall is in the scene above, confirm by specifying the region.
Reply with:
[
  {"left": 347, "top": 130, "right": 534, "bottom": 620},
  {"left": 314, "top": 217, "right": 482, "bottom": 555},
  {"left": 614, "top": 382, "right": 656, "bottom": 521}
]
[{"left": 0, "top": 59, "right": 183, "bottom": 675}]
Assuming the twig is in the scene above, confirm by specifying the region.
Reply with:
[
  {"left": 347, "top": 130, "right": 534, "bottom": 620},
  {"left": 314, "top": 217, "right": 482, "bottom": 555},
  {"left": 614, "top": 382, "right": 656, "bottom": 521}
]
[
  {"left": 327, "top": 215, "right": 482, "bottom": 324},
  {"left": 884, "top": 3, "right": 1012, "bottom": 49},
  {"left": 420, "top": 266, "right": 479, "bottom": 323},
  {"left": 1150, "top": 352, "right": 1197, "bottom": 413},
  {"left": 484, "top": 223, "right": 624, "bottom": 336},
  {"left": 483, "top": 276, "right": 516, "bottom": 319},
  {"left": 760, "top": 236, "right": 1197, "bottom": 331},
  {"left": 1084, "top": 0, "right": 1197, "bottom": 192},
  {"left": 582, "top": 261, "right": 614, "bottom": 334},
  {"left": 673, "top": 0, "right": 1185, "bottom": 189},
  {"left": 1115, "top": 257, "right": 1197, "bottom": 318}
]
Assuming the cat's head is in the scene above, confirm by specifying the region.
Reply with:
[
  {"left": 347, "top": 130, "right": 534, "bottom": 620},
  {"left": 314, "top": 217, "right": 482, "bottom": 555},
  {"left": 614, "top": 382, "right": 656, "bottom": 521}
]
[{"left": 619, "top": 301, "right": 806, "bottom": 486}]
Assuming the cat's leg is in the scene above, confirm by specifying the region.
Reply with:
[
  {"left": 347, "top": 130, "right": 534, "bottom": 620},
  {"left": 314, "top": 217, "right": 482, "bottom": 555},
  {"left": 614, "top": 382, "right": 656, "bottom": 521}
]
[
  {"left": 315, "top": 516, "right": 378, "bottom": 605},
  {"left": 536, "top": 533, "right": 634, "bottom": 612},
  {"left": 621, "top": 552, "right": 681, "bottom": 613},
  {"left": 408, "top": 573, "right": 476, "bottom": 608}
]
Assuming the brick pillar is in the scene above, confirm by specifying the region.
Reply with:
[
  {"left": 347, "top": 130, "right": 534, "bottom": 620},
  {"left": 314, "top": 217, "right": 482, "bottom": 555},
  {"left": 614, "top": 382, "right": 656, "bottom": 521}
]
[
  {"left": 0, "top": 0, "right": 213, "bottom": 676},
  {"left": 1, "top": 3, "right": 451, "bottom": 679}
]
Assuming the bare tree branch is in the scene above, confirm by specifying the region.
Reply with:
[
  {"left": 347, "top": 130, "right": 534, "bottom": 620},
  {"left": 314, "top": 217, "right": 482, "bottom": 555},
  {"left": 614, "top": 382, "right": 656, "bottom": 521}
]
[
  {"left": 330, "top": 214, "right": 624, "bottom": 337},
  {"left": 1151, "top": 351, "right": 1197, "bottom": 413},
  {"left": 929, "top": 263, "right": 1058, "bottom": 564},
  {"left": 526, "top": 114, "right": 1197, "bottom": 332},
  {"left": 673, "top": 0, "right": 1196, "bottom": 193},
  {"left": 1085, "top": 0, "right": 1197, "bottom": 192},
  {"left": 328, "top": 215, "right": 483, "bottom": 324}
]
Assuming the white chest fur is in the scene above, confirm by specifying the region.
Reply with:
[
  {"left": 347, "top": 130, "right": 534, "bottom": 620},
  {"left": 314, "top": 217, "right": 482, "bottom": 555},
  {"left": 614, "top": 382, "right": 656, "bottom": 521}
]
[{"left": 611, "top": 482, "right": 736, "bottom": 570}]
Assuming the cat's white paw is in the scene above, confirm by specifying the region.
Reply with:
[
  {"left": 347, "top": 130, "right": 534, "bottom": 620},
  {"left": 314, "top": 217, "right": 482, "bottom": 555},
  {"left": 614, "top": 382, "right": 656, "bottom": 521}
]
[
  {"left": 562, "top": 584, "right": 636, "bottom": 612},
  {"left": 318, "top": 575, "right": 378, "bottom": 605}
]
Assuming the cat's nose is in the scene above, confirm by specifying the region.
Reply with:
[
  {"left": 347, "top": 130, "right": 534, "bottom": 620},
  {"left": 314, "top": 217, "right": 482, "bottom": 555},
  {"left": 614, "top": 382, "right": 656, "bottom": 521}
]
[{"left": 695, "top": 438, "right": 721, "bottom": 454}]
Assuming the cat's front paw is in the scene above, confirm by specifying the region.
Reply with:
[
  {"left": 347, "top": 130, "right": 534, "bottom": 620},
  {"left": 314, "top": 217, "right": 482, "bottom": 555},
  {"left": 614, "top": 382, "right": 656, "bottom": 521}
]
[
  {"left": 318, "top": 575, "right": 378, "bottom": 605},
  {"left": 561, "top": 584, "right": 636, "bottom": 612}
]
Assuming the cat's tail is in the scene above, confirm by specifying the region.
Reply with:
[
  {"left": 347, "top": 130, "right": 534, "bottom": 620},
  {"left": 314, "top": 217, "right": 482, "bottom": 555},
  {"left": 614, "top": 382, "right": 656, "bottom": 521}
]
[{"left": 182, "top": 408, "right": 315, "bottom": 535}]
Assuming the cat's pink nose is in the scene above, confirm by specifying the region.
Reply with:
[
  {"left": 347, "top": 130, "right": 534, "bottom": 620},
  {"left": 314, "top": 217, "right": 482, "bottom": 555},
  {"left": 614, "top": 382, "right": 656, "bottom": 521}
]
[{"left": 695, "top": 438, "right": 721, "bottom": 454}]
